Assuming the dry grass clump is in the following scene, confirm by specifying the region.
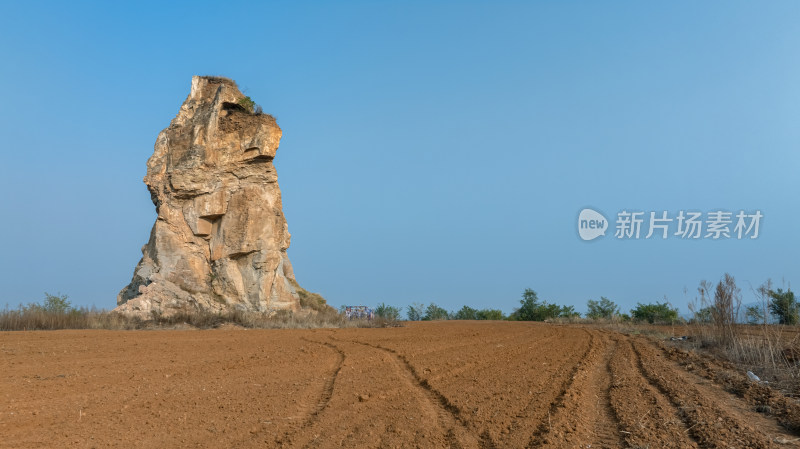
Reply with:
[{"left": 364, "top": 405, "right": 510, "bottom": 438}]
[
  {"left": 289, "top": 280, "right": 334, "bottom": 313},
  {"left": 0, "top": 306, "right": 140, "bottom": 331},
  {"left": 201, "top": 75, "right": 238, "bottom": 87},
  {"left": 546, "top": 315, "right": 588, "bottom": 325},
  {"left": 587, "top": 317, "right": 679, "bottom": 340}
]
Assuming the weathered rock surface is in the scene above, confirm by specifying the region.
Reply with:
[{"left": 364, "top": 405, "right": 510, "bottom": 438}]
[{"left": 116, "top": 76, "right": 305, "bottom": 317}]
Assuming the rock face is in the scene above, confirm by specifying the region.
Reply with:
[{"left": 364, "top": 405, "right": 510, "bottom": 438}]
[{"left": 117, "top": 76, "right": 303, "bottom": 317}]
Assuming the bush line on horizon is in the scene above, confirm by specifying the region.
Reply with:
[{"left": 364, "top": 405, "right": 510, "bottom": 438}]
[
  {"left": 397, "top": 274, "right": 794, "bottom": 326},
  {"left": 2, "top": 273, "right": 794, "bottom": 330}
]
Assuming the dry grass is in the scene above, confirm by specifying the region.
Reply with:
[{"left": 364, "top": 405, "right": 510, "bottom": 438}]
[
  {"left": 551, "top": 315, "right": 679, "bottom": 338},
  {"left": 0, "top": 306, "right": 138, "bottom": 331},
  {"left": 580, "top": 317, "right": 680, "bottom": 341},
  {"left": 547, "top": 315, "right": 588, "bottom": 325},
  {"left": 201, "top": 75, "right": 238, "bottom": 87},
  {"left": 0, "top": 306, "right": 387, "bottom": 332},
  {"left": 684, "top": 322, "right": 800, "bottom": 395},
  {"left": 588, "top": 317, "right": 800, "bottom": 395},
  {"left": 677, "top": 276, "right": 800, "bottom": 394}
]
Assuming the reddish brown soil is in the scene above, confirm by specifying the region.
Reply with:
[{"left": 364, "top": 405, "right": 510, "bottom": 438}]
[{"left": 3, "top": 322, "right": 800, "bottom": 448}]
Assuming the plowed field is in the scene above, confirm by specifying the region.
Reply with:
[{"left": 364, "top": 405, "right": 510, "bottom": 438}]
[{"left": 3, "top": 322, "right": 800, "bottom": 448}]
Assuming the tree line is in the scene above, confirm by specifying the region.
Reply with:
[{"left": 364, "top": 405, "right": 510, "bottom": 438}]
[{"left": 373, "top": 274, "right": 796, "bottom": 324}]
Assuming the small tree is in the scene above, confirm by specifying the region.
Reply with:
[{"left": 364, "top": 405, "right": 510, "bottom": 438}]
[
  {"left": 513, "top": 289, "right": 575, "bottom": 321},
  {"left": 630, "top": 302, "right": 678, "bottom": 324},
  {"left": 559, "top": 305, "right": 580, "bottom": 318},
  {"left": 375, "top": 303, "right": 401, "bottom": 321},
  {"left": 769, "top": 289, "right": 798, "bottom": 325},
  {"left": 237, "top": 96, "right": 256, "bottom": 113},
  {"left": 424, "top": 303, "right": 449, "bottom": 321},
  {"left": 42, "top": 292, "right": 72, "bottom": 314},
  {"left": 745, "top": 305, "right": 764, "bottom": 325},
  {"left": 407, "top": 303, "right": 425, "bottom": 321},
  {"left": 586, "top": 297, "right": 619, "bottom": 319},
  {"left": 692, "top": 306, "right": 713, "bottom": 324},
  {"left": 516, "top": 288, "right": 541, "bottom": 321},
  {"left": 454, "top": 306, "right": 478, "bottom": 320}
]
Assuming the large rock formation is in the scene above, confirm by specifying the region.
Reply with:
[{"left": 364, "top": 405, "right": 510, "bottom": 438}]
[{"left": 116, "top": 76, "right": 305, "bottom": 317}]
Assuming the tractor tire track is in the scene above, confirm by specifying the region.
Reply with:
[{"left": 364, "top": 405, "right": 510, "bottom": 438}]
[
  {"left": 526, "top": 330, "right": 625, "bottom": 448},
  {"left": 610, "top": 336, "right": 700, "bottom": 448},
  {"left": 279, "top": 336, "right": 345, "bottom": 448},
  {"left": 491, "top": 330, "right": 592, "bottom": 448},
  {"left": 631, "top": 338, "right": 776, "bottom": 448},
  {"left": 343, "top": 338, "right": 492, "bottom": 449},
  {"left": 424, "top": 332, "right": 562, "bottom": 389},
  {"left": 299, "top": 338, "right": 345, "bottom": 427}
]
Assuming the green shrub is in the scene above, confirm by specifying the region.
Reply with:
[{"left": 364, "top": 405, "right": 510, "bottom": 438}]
[
  {"left": 453, "top": 306, "right": 506, "bottom": 320},
  {"left": 476, "top": 309, "right": 506, "bottom": 320},
  {"left": 745, "top": 305, "right": 765, "bottom": 324},
  {"left": 423, "top": 303, "right": 450, "bottom": 321},
  {"left": 42, "top": 292, "right": 72, "bottom": 314},
  {"left": 692, "top": 306, "right": 713, "bottom": 324},
  {"left": 236, "top": 96, "right": 264, "bottom": 115},
  {"left": 586, "top": 297, "right": 619, "bottom": 319},
  {"left": 237, "top": 96, "right": 256, "bottom": 113},
  {"left": 454, "top": 305, "right": 478, "bottom": 320},
  {"left": 769, "top": 288, "right": 798, "bottom": 325},
  {"left": 375, "top": 303, "right": 401, "bottom": 321},
  {"left": 512, "top": 288, "right": 575, "bottom": 321},
  {"left": 407, "top": 303, "right": 425, "bottom": 321},
  {"left": 559, "top": 305, "right": 580, "bottom": 318},
  {"left": 630, "top": 301, "right": 679, "bottom": 324}
]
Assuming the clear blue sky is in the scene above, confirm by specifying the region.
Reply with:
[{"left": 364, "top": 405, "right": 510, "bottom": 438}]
[{"left": 1, "top": 1, "right": 798, "bottom": 316}]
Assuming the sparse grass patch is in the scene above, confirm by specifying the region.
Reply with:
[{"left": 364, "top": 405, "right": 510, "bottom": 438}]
[{"left": 202, "top": 75, "right": 237, "bottom": 87}]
